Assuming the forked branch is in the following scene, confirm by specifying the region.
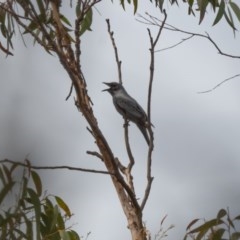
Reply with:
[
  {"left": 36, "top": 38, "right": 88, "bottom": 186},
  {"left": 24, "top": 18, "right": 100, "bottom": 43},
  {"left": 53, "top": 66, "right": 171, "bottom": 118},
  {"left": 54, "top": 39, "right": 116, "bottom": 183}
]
[
  {"left": 138, "top": 13, "right": 240, "bottom": 59},
  {"left": 141, "top": 9, "right": 167, "bottom": 210},
  {"left": 106, "top": 18, "right": 136, "bottom": 193}
]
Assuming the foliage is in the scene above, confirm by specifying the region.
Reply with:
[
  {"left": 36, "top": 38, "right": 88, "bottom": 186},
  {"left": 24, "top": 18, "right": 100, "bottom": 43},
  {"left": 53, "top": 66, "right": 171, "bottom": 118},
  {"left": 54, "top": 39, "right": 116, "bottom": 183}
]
[
  {"left": 0, "top": 161, "right": 80, "bottom": 240},
  {"left": 0, "top": 0, "right": 94, "bottom": 56},
  {"left": 184, "top": 208, "right": 240, "bottom": 240},
  {"left": 119, "top": 0, "right": 240, "bottom": 31},
  {"left": 0, "top": 0, "right": 240, "bottom": 56}
]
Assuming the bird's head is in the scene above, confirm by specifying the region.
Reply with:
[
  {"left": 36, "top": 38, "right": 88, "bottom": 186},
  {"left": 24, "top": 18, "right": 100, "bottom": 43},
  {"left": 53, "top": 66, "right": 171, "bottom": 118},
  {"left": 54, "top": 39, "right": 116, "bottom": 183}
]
[{"left": 102, "top": 82, "right": 123, "bottom": 96}]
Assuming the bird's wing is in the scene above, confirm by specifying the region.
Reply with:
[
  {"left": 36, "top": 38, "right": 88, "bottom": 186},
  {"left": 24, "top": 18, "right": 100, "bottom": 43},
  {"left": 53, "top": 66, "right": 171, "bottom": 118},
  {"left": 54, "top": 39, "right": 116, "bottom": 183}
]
[{"left": 114, "top": 95, "right": 147, "bottom": 121}]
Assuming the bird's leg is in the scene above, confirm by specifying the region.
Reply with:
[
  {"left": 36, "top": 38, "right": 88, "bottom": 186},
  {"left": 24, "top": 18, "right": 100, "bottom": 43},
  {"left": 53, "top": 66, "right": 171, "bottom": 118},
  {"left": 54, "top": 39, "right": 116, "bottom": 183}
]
[{"left": 123, "top": 118, "right": 129, "bottom": 127}]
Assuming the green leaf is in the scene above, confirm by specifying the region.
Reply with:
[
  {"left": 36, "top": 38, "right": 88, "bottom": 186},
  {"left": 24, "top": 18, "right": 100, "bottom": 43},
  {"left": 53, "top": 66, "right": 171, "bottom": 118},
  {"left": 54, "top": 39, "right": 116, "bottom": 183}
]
[
  {"left": 9, "top": 162, "right": 18, "bottom": 174},
  {"left": 0, "top": 8, "right": 6, "bottom": 23},
  {"left": 20, "top": 176, "right": 28, "bottom": 201},
  {"left": 79, "top": 8, "right": 93, "bottom": 36},
  {"left": 22, "top": 213, "right": 33, "bottom": 239},
  {"left": 0, "top": 215, "right": 7, "bottom": 239},
  {"left": 50, "top": 205, "right": 60, "bottom": 232},
  {"left": 133, "top": 0, "right": 138, "bottom": 14},
  {"left": 216, "top": 208, "right": 227, "bottom": 222},
  {"left": 189, "top": 219, "right": 224, "bottom": 234},
  {"left": 120, "top": 0, "right": 125, "bottom": 10},
  {"left": 227, "top": 215, "right": 235, "bottom": 228},
  {"left": 188, "top": 0, "right": 195, "bottom": 15},
  {"left": 27, "top": 188, "right": 41, "bottom": 240},
  {"left": 13, "top": 228, "right": 28, "bottom": 239},
  {"left": 158, "top": 0, "right": 165, "bottom": 12},
  {"left": 67, "top": 230, "right": 81, "bottom": 240},
  {"left": 224, "top": 8, "right": 237, "bottom": 32},
  {"left": 231, "top": 232, "right": 240, "bottom": 240},
  {"left": 31, "top": 171, "right": 42, "bottom": 196},
  {"left": 196, "top": 227, "right": 209, "bottom": 240},
  {"left": 36, "top": 0, "right": 45, "bottom": 16},
  {"left": 229, "top": 2, "right": 240, "bottom": 22},
  {"left": 2, "top": 164, "right": 11, "bottom": 183},
  {"left": 60, "top": 14, "right": 72, "bottom": 27},
  {"left": 2, "top": 27, "right": 7, "bottom": 40},
  {"left": 0, "top": 181, "right": 15, "bottom": 204},
  {"left": 59, "top": 229, "right": 71, "bottom": 240},
  {"left": 212, "top": 228, "right": 225, "bottom": 240},
  {"left": 76, "top": 1, "right": 81, "bottom": 17},
  {"left": 186, "top": 218, "right": 200, "bottom": 230},
  {"left": 0, "top": 166, "right": 7, "bottom": 185},
  {"left": 198, "top": 0, "right": 209, "bottom": 24},
  {"left": 57, "top": 209, "right": 65, "bottom": 229},
  {"left": 23, "top": 20, "right": 39, "bottom": 34},
  {"left": 55, "top": 196, "right": 71, "bottom": 217},
  {"left": 234, "top": 215, "right": 240, "bottom": 220},
  {"left": 212, "top": 0, "right": 225, "bottom": 26}
]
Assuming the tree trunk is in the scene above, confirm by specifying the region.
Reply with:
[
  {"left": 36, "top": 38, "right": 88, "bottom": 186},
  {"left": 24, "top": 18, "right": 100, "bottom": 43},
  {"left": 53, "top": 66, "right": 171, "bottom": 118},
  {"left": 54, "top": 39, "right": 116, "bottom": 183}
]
[{"left": 70, "top": 73, "right": 147, "bottom": 240}]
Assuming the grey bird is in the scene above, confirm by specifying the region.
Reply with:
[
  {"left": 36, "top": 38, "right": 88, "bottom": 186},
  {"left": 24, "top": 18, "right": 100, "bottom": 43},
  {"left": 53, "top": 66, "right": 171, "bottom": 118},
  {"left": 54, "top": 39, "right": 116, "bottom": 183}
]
[{"left": 103, "top": 82, "right": 150, "bottom": 145}]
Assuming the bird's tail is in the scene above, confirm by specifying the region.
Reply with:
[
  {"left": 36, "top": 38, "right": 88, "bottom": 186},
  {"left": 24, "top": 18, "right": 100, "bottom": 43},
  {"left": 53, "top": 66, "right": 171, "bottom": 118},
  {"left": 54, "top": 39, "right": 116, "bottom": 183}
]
[{"left": 137, "top": 123, "right": 150, "bottom": 145}]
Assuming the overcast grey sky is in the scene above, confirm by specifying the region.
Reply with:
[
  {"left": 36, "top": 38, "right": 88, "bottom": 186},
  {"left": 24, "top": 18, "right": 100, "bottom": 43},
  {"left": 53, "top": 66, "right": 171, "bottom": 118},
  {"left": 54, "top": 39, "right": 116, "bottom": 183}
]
[{"left": 0, "top": 1, "right": 240, "bottom": 240}]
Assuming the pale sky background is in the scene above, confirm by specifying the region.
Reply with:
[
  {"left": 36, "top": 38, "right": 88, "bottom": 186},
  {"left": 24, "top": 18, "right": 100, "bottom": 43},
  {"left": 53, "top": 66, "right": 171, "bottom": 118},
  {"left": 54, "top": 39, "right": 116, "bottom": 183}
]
[{"left": 0, "top": 1, "right": 240, "bottom": 240}]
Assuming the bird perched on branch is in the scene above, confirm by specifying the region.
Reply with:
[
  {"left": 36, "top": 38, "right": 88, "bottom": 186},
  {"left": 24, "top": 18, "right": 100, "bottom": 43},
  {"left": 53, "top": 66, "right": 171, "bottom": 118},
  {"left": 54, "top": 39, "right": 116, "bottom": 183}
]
[{"left": 102, "top": 82, "right": 150, "bottom": 145}]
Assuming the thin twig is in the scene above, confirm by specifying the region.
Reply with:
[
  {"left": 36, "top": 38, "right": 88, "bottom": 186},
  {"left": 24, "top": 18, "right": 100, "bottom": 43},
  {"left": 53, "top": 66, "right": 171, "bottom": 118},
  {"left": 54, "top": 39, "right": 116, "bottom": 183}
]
[
  {"left": 197, "top": 74, "right": 240, "bottom": 93},
  {"left": 141, "top": 9, "right": 167, "bottom": 211},
  {"left": 115, "top": 157, "right": 127, "bottom": 174},
  {"left": 106, "top": 18, "right": 136, "bottom": 196},
  {"left": 106, "top": 19, "right": 122, "bottom": 84},
  {"left": 1, "top": 159, "right": 112, "bottom": 175},
  {"left": 124, "top": 120, "right": 135, "bottom": 192},
  {"left": 156, "top": 34, "right": 194, "bottom": 52},
  {"left": 138, "top": 13, "right": 240, "bottom": 59},
  {"left": 66, "top": 83, "right": 74, "bottom": 100},
  {"left": 124, "top": 120, "right": 135, "bottom": 169},
  {"left": 86, "top": 150, "right": 103, "bottom": 161}
]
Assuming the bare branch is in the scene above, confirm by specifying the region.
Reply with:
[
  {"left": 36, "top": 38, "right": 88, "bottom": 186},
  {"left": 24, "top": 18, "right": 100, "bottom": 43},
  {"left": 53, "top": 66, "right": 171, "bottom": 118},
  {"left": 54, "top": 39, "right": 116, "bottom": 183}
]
[
  {"left": 124, "top": 120, "right": 135, "bottom": 170},
  {"left": 106, "top": 18, "right": 122, "bottom": 84},
  {"left": 86, "top": 150, "right": 103, "bottom": 161},
  {"left": 139, "top": 13, "right": 240, "bottom": 59},
  {"left": 115, "top": 157, "right": 127, "bottom": 173},
  {"left": 1, "top": 159, "right": 112, "bottom": 175},
  {"left": 141, "top": 9, "right": 167, "bottom": 211},
  {"left": 156, "top": 34, "right": 194, "bottom": 52},
  {"left": 106, "top": 18, "right": 136, "bottom": 193},
  {"left": 198, "top": 74, "right": 240, "bottom": 93},
  {"left": 123, "top": 119, "right": 136, "bottom": 192}
]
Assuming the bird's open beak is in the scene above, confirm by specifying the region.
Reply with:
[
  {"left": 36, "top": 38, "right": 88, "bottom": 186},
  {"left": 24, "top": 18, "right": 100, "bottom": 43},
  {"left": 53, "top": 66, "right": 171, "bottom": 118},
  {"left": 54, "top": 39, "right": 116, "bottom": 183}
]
[{"left": 102, "top": 82, "right": 111, "bottom": 92}]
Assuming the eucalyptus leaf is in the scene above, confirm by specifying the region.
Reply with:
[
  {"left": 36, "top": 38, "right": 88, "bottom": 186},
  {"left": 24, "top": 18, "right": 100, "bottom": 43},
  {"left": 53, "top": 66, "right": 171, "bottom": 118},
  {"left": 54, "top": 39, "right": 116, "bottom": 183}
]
[{"left": 212, "top": 0, "right": 225, "bottom": 26}]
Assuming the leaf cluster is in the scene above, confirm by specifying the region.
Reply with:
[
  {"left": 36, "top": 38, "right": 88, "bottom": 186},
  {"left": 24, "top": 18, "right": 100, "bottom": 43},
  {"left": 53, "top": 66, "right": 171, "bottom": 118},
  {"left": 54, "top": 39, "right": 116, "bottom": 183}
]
[
  {"left": 119, "top": 0, "right": 240, "bottom": 32},
  {"left": 0, "top": 161, "right": 80, "bottom": 240},
  {"left": 184, "top": 208, "right": 240, "bottom": 240},
  {"left": 0, "top": 0, "right": 93, "bottom": 56}
]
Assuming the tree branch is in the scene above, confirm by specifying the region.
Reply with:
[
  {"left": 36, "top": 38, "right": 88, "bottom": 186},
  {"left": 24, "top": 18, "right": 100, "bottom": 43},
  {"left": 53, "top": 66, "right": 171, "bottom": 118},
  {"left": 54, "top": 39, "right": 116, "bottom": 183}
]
[
  {"left": 86, "top": 150, "right": 103, "bottom": 161},
  {"left": 156, "top": 34, "right": 194, "bottom": 52},
  {"left": 106, "top": 18, "right": 136, "bottom": 193},
  {"left": 106, "top": 19, "right": 122, "bottom": 84},
  {"left": 197, "top": 73, "right": 240, "bottom": 93},
  {"left": 138, "top": 13, "right": 240, "bottom": 59},
  {"left": 141, "top": 9, "right": 167, "bottom": 211},
  {"left": 0, "top": 159, "right": 112, "bottom": 175}
]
